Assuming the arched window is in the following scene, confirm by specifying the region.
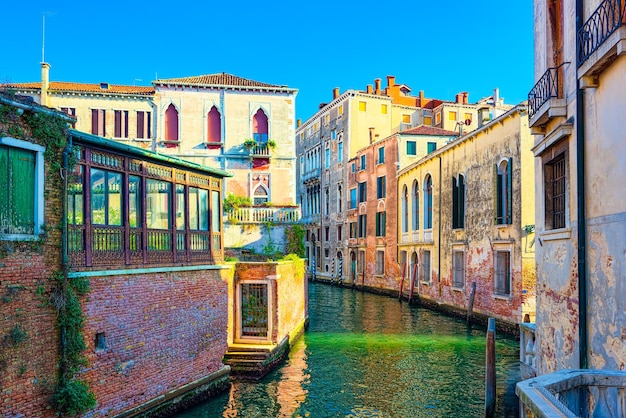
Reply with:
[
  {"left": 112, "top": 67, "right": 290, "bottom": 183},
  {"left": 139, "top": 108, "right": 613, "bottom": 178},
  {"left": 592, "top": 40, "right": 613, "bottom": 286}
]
[
  {"left": 424, "top": 175, "right": 433, "bottom": 229},
  {"left": 253, "top": 109, "right": 268, "bottom": 143},
  {"left": 402, "top": 185, "right": 409, "bottom": 233},
  {"left": 164, "top": 104, "right": 179, "bottom": 141},
  {"left": 412, "top": 180, "right": 419, "bottom": 231},
  {"left": 253, "top": 184, "right": 269, "bottom": 206},
  {"left": 495, "top": 159, "right": 512, "bottom": 225},
  {"left": 452, "top": 174, "right": 465, "bottom": 229},
  {"left": 207, "top": 106, "right": 221, "bottom": 143}
]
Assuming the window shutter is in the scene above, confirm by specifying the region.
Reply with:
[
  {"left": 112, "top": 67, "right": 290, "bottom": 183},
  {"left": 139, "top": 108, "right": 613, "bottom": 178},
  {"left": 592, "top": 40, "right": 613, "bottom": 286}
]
[
  {"left": 91, "top": 109, "right": 98, "bottom": 134},
  {"left": 459, "top": 176, "right": 465, "bottom": 228},
  {"left": 507, "top": 157, "right": 513, "bottom": 224},
  {"left": 494, "top": 164, "right": 499, "bottom": 224},
  {"left": 452, "top": 177, "right": 458, "bottom": 228},
  {"left": 0, "top": 146, "right": 9, "bottom": 229},
  {"left": 10, "top": 147, "right": 35, "bottom": 233}
]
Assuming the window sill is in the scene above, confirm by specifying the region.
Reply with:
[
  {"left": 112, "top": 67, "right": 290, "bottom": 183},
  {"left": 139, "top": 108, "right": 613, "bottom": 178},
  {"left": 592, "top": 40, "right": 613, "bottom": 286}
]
[
  {"left": 113, "top": 137, "right": 130, "bottom": 141},
  {"left": 492, "top": 293, "right": 512, "bottom": 301},
  {"left": 539, "top": 227, "right": 571, "bottom": 242},
  {"left": 132, "top": 138, "right": 153, "bottom": 142},
  {"left": 451, "top": 286, "right": 465, "bottom": 293},
  {"left": 420, "top": 280, "right": 431, "bottom": 286},
  {"left": 0, "top": 233, "right": 40, "bottom": 241}
]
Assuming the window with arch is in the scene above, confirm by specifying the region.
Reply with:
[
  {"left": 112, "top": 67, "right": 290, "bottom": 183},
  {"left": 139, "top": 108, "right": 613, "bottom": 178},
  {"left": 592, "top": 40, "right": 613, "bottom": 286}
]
[
  {"left": 452, "top": 174, "right": 465, "bottom": 229},
  {"left": 424, "top": 175, "right": 433, "bottom": 229},
  {"left": 337, "top": 184, "right": 342, "bottom": 212},
  {"left": 402, "top": 185, "right": 409, "bottom": 233},
  {"left": 206, "top": 106, "right": 222, "bottom": 143},
  {"left": 253, "top": 184, "right": 269, "bottom": 205},
  {"left": 164, "top": 104, "right": 179, "bottom": 142},
  {"left": 412, "top": 180, "right": 419, "bottom": 231},
  {"left": 253, "top": 109, "right": 268, "bottom": 143},
  {"left": 495, "top": 158, "right": 512, "bottom": 225}
]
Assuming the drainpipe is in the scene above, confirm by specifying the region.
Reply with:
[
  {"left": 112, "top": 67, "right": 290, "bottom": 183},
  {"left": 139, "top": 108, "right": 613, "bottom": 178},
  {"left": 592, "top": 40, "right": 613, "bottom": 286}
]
[
  {"left": 575, "top": 0, "right": 588, "bottom": 370},
  {"left": 60, "top": 135, "right": 73, "bottom": 380},
  {"left": 438, "top": 156, "right": 442, "bottom": 296}
]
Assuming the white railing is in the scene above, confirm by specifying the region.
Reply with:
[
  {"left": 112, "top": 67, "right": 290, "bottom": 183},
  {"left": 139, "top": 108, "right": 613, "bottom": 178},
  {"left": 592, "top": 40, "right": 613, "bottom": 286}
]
[
  {"left": 520, "top": 323, "right": 537, "bottom": 379},
  {"left": 412, "top": 230, "right": 420, "bottom": 242},
  {"left": 227, "top": 206, "right": 301, "bottom": 224},
  {"left": 517, "top": 369, "right": 626, "bottom": 417}
]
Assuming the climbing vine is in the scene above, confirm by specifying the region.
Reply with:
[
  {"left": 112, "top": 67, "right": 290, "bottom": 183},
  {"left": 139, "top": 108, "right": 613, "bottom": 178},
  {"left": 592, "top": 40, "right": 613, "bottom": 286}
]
[
  {"left": 285, "top": 224, "right": 306, "bottom": 258},
  {"left": 49, "top": 270, "right": 96, "bottom": 416}
]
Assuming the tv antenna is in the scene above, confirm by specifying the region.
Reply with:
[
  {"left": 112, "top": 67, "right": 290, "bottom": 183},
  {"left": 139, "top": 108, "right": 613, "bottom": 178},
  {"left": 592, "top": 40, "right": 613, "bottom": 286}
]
[{"left": 42, "top": 12, "right": 55, "bottom": 62}]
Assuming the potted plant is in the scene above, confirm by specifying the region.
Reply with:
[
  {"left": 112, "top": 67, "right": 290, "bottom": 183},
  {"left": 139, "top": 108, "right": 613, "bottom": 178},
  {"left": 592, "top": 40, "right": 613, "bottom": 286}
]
[
  {"left": 267, "top": 139, "right": 277, "bottom": 149},
  {"left": 243, "top": 138, "right": 256, "bottom": 150}
]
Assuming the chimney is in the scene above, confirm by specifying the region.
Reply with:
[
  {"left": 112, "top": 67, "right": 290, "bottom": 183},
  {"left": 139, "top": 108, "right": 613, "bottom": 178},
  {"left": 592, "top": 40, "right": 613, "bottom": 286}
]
[
  {"left": 386, "top": 75, "right": 396, "bottom": 87},
  {"left": 333, "top": 87, "right": 339, "bottom": 99},
  {"left": 463, "top": 92, "right": 469, "bottom": 104},
  {"left": 493, "top": 88, "right": 500, "bottom": 106},
  {"left": 366, "top": 85, "right": 373, "bottom": 94},
  {"left": 369, "top": 127, "right": 375, "bottom": 144},
  {"left": 374, "top": 78, "right": 381, "bottom": 94},
  {"left": 419, "top": 90, "right": 425, "bottom": 106},
  {"left": 41, "top": 62, "right": 50, "bottom": 107},
  {"left": 456, "top": 93, "right": 463, "bottom": 104},
  {"left": 297, "top": 119, "right": 302, "bottom": 127}
]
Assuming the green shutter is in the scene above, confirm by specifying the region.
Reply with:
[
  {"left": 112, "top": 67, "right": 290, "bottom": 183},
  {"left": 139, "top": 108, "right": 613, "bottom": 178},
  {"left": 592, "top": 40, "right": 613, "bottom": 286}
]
[
  {"left": 452, "top": 177, "right": 458, "bottom": 228},
  {"left": 10, "top": 147, "right": 35, "bottom": 233},
  {"left": 0, "top": 145, "right": 9, "bottom": 232},
  {"left": 507, "top": 158, "right": 513, "bottom": 224}
]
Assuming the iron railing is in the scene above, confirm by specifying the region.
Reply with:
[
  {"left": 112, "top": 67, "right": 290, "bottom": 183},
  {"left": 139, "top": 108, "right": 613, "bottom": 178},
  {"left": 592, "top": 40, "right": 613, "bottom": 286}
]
[
  {"left": 578, "top": 0, "right": 626, "bottom": 67},
  {"left": 528, "top": 64, "right": 567, "bottom": 119}
]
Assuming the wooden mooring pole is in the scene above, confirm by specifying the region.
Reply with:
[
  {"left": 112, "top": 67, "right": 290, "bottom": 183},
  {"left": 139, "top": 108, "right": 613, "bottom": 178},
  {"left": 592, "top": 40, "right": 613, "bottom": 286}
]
[
  {"left": 466, "top": 281, "right": 476, "bottom": 325},
  {"left": 485, "top": 317, "right": 496, "bottom": 417}
]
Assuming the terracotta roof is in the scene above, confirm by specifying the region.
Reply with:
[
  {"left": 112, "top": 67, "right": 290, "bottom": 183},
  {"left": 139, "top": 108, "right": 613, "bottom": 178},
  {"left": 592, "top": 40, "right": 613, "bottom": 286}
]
[
  {"left": 3, "top": 81, "right": 154, "bottom": 96},
  {"left": 401, "top": 125, "right": 459, "bottom": 136},
  {"left": 155, "top": 73, "right": 289, "bottom": 89}
]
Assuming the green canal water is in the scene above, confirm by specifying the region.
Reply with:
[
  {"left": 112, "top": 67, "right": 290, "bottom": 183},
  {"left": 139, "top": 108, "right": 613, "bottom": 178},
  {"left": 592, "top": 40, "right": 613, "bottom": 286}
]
[{"left": 176, "top": 281, "right": 520, "bottom": 417}]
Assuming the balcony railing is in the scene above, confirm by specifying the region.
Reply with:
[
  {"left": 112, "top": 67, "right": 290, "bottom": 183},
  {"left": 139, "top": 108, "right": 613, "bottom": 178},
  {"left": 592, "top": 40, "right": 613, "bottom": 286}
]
[
  {"left": 302, "top": 167, "right": 321, "bottom": 183},
  {"left": 520, "top": 323, "right": 537, "bottom": 380},
  {"left": 227, "top": 206, "right": 301, "bottom": 224},
  {"left": 528, "top": 64, "right": 566, "bottom": 119},
  {"left": 517, "top": 369, "right": 626, "bottom": 417},
  {"left": 249, "top": 142, "right": 272, "bottom": 157},
  {"left": 578, "top": 0, "right": 626, "bottom": 67}
]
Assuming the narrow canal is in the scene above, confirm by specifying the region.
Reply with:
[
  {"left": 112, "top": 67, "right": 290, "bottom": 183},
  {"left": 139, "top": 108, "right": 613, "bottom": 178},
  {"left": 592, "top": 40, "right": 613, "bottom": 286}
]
[{"left": 177, "top": 281, "right": 520, "bottom": 417}]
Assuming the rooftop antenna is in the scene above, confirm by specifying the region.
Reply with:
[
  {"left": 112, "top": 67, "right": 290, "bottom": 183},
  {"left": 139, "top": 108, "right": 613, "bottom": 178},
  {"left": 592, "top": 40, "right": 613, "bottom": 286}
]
[{"left": 42, "top": 12, "right": 54, "bottom": 62}]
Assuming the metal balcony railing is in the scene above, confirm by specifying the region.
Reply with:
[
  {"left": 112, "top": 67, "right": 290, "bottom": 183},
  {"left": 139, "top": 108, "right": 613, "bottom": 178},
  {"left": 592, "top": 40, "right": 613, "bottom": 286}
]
[
  {"left": 528, "top": 64, "right": 566, "bottom": 119},
  {"left": 517, "top": 369, "right": 626, "bottom": 417},
  {"left": 578, "top": 0, "right": 626, "bottom": 67}
]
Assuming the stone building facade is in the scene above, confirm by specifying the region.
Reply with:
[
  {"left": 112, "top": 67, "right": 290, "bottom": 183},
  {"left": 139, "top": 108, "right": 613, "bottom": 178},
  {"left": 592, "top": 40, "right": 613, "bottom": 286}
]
[{"left": 397, "top": 105, "right": 535, "bottom": 327}]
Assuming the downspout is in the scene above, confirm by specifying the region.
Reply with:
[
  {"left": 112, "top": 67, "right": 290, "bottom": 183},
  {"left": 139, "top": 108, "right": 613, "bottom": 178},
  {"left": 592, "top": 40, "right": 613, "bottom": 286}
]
[
  {"left": 438, "top": 156, "right": 442, "bottom": 296},
  {"left": 575, "top": 0, "right": 588, "bottom": 370},
  {"left": 60, "top": 134, "right": 73, "bottom": 380}
]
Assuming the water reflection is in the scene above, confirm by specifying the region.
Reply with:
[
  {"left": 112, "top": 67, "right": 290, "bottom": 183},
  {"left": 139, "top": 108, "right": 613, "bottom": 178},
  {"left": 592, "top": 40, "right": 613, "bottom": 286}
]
[{"left": 177, "top": 282, "right": 519, "bottom": 417}]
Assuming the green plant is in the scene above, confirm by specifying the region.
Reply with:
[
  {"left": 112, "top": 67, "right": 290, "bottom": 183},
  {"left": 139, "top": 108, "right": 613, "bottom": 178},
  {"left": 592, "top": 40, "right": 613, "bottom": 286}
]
[
  {"left": 267, "top": 139, "right": 276, "bottom": 149},
  {"left": 223, "top": 193, "right": 252, "bottom": 212},
  {"left": 9, "top": 324, "right": 27, "bottom": 347},
  {"left": 523, "top": 224, "right": 535, "bottom": 234},
  {"left": 224, "top": 256, "right": 239, "bottom": 262},
  {"left": 18, "top": 362, "right": 27, "bottom": 376},
  {"left": 243, "top": 138, "right": 256, "bottom": 150},
  {"left": 285, "top": 224, "right": 306, "bottom": 257},
  {"left": 51, "top": 379, "right": 96, "bottom": 416}
]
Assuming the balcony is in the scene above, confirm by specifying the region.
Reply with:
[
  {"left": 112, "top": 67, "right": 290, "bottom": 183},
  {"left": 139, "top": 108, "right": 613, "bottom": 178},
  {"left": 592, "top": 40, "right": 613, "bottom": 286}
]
[
  {"left": 244, "top": 138, "right": 275, "bottom": 158},
  {"left": 517, "top": 369, "right": 626, "bottom": 417},
  {"left": 528, "top": 64, "right": 567, "bottom": 131},
  {"left": 302, "top": 167, "right": 321, "bottom": 183},
  {"left": 226, "top": 206, "right": 301, "bottom": 224},
  {"left": 577, "top": 0, "right": 626, "bottom": 85}
]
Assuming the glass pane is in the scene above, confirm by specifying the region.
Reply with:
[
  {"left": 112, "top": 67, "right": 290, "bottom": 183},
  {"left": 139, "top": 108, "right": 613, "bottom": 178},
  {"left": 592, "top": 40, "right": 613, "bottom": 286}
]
[
  {"left": 189, "top": 187, "right": 199, "bottom": 230},
  {"left": 146, "top": 179, "right": 171, "bottom": 229},
  {"left": 200, "top": 189, "right": 208, "bottom": 231},
  {"left": 211, "top": 190, "right": 220, "bottom": 232},
  {"left": 68, "top": 166, "right": 84, "bottom": 225},
  {"left": 91, "top": 169, "right": 106, "bottom": 225},
  {"left": 108, "top": 172, "right": 122, "bottom": 226},
  {"left": 129, "top": 175, "right": 140, "bottom": 228},
  {"left": 176, "top": 184, "right": 185, "bottom": 230}
]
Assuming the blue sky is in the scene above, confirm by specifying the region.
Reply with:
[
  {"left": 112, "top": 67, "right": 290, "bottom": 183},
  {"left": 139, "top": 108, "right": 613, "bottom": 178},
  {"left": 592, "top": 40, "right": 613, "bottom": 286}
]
[{"left": 2, "top": 1, "right": 534, "bottom": 122}]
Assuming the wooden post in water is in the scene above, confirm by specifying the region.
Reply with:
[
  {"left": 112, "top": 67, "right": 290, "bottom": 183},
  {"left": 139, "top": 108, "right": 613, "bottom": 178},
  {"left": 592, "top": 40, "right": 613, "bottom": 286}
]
[
  {"left": 466, "top": 282, "right": 476, "bottom": 325},
  {"left": 485, "top": 317, "right": 496, "bottom": 418}
]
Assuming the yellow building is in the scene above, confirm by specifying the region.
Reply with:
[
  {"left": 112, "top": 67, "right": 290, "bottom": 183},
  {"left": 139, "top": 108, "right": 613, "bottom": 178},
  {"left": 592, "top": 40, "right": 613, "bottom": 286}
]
[{"left": 397, "top": 104, "right": 535, "bottom": 328}]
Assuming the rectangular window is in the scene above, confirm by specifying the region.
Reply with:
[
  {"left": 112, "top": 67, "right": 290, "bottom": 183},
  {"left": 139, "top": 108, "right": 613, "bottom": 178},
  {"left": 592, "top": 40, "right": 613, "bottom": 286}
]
[
  {"left": 427, "top": 142, "right": 437, "bottom": 154},
  {"left": 339, "top": 105, "right": 343, "bottom": 116},
  {"left": 68, "top": 166, "right": 85, "bottom": 226},
  {"left": 381, "top": 104, "right": 388, "bottom": 114},
  {"left": 402, "top": 114, "right": 411, "bottom": 124},
  {"left": 325, "top": 146, "right": 330, "bottom": 169},
  {"left": 464, "top": 113, "right": 473, "bottom": 123},
  {"left": 0, "top": 143, "right": 40, "bottom": 235},
  {"left": 211, "top": 190, "right": 221, "bottom": 233},
  {"left": 422, "top": 250, "right": 431, "bottom": 282},
  {"left": 495, "top": 158, "right": 513, "bottom": 225},
  {"left": 376, "top": 250, "right": 385, "bottom": 275},
  {"left": 452, "top": 250, "right": 465, "bottom": 288},
  {"left": 350, "top": 188, "right": 357, "bottom": 209},
  {"left": 359, "top": 101, "right": 367, "bottom": 111},
  {"left": 376, "top": 211, "right": 386, "bottom": 236},
  {"left": 351, "top": 162, "right": 356, "bottom": 173},
  {"left": 189, "top": 187, "right": 209, "bottom": 230},
  {"left": 137, "top": 111, "right": 152, "bottom": 139},
  {"left": 338, "top": 141, "right": 343, "bottom": 162},
  {"left": 90, "top": 168, "right": 122, "bottom": 226},
  {"left": 240, "top": 283, "right": 268, "bottom": 338},
  {"left": 61, "top": 107, "right": 76, "bottom": 128},
  {"left": 128, "top": 175, "right": 141, "bottom": 228},
  {"left": 545, "top": 154, "right": 566, "bottom": 229},
  {"left": 146, "top": 179, "right": 171, "bottom": 229},
  {"left": 331, "top": 129, "right": 337, "bottom": 140},
  {"left": 358, "top": 181, "right": 367, "bottom": 203},
  {"left": 358, "top": 214, "right": 367, "bottom": 238},
  {"left": 360, "top": 155, "right": 366, "bottom": 171},
  {"left": 337, "top": 225, "right": 342, "bottom": 241},
  {"left": 452, "top": 175, "right": 465, "bottom": 229},
  {"left": 91, "top": 109, "right": 106, "bottom": 136},
  {"left": 435, "top": 112, "right": 441, "bottom": 125},
  {"left": 349, "top": 221, "right": 357, "bottom": 238},
  {"left": 494, "top": 251, "right": 511, "bottom": 296},
  {"left": 325, "top": 227, "right": 329, "bottom": 241},
  {"left": 114, "top": 110, "right": 129, "bottom": 138},
  {"left": 424, "top": 116, "right": 433, "bottom": 126},
  {"left": 376, "top": 176, "right": 386, "bottom": 199},
  {"left": 377, "top": 146, "right": 385, "bottom": 164},
  {"left": 449, "top": 111, "right": 457, "bottom": 121},
  {"left": 407, "top": 141, "right": 417, "bottom": 156}
]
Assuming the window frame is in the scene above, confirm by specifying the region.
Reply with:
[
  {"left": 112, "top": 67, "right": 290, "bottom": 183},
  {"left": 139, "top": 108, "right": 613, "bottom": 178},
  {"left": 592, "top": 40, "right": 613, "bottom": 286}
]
[
  {"left": 494, "top": 250, "right": 512, "bottom": 297},
  {"left": 452, "top": 250, "right": 465, "bottom": 289}
]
